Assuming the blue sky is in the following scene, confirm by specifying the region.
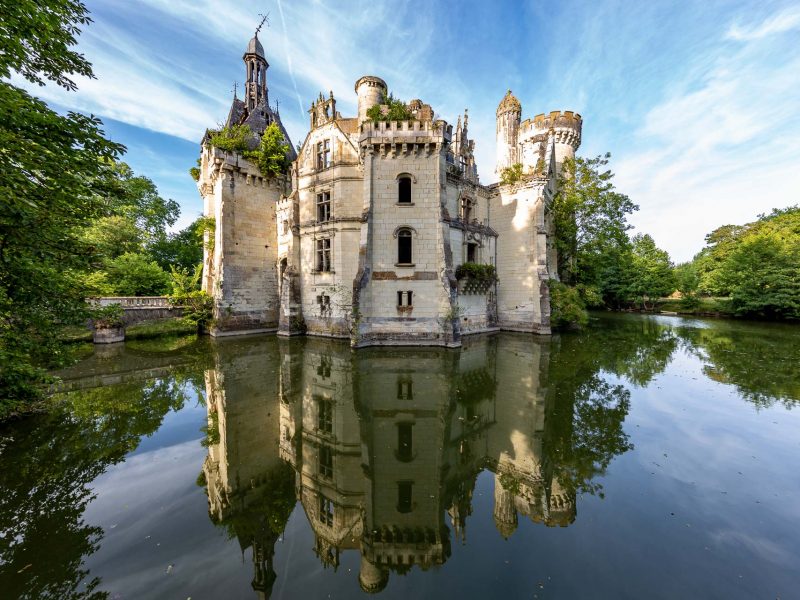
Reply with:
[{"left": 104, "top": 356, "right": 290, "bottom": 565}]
[{"left": 15, "top": 0, "right": 800, "bottom": 261}]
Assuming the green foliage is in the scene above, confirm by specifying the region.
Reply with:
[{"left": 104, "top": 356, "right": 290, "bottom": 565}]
[
  {"left": 688, "top": 206, "right": 799, "bottom": 319},
  {"left": 90, "top": 303, "right": 123, "bottom": 328},
  {"left": 549, "top": 280, "right": 589, "bottom": 329},
  {"left": 499, "top": 163, "right": 524, "bottom": 185},
  {"left": 551, "top": 154, "right": 639, "bottom": 287},
  {"left": 169, "top": 265, "right": 213, "bottom": 330},
  {"left": 189, "top": 158, "right": 201, "bottom": 182},
  {"left": 148, "top": 216, "right": 206, "bottom": 273},
  {"left": 455, "top": 262, "right": 498, "bottom": 283},
  {"left": 627, "top": 234, "right": 675, "bottom": 309},
  {"left": 208, "top": 123, "right": 252, "bottom": 153},
  {"left": 99, "top": 253, "right": 171, "bottom": 296},
  {"left": 0, "top": 1, "right": 125, "bottom": 412},
  {"left": 366, "top": 92, "right": 413, "bottom": 123},
  {"left": 243, "top": 122, "right": 291, "bottom": 179}
]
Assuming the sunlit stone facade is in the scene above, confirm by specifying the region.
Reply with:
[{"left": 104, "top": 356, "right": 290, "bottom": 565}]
[{"left": 198, "top": 34, "right": 581, "bottom": 345}]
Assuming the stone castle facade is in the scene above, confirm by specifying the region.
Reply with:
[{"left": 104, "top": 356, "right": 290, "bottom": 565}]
[{"left": 196, "top": 33, "right": 581, "bottom": 346}]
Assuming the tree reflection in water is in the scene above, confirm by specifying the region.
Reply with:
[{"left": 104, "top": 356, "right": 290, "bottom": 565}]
[{"left": 200, "top": 321, "right": 682, "bottom": 594}]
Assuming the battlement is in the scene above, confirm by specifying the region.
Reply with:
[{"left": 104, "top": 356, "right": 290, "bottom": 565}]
[
  {"left": 359, "top": 119, "right": 452, "bottom": 145},
  {"left": 522, "top": 110, "right": 582, "bottom": 133}
]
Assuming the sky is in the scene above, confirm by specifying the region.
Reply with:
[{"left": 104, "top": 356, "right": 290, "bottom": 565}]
[{"left": 15, "top": 0, "right": 800, "bottom": 262}]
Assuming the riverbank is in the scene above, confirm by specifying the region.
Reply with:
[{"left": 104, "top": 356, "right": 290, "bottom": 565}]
[{"left": 60, "top": 317, "right": 197, "bottom": 343}]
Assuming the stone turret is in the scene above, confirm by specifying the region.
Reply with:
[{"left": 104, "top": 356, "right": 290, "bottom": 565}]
[
  {"left": 243, "top": 34, "right": 268, "bottom": 111},
  {"left": 495, "top": 90, "right": 521, "bottom": 174},
  {"left": 522, "top": 111, "right": 582, "bottom": 170},
  {"left": 355, "top": 75, "right": 387, "bottom": 125}
]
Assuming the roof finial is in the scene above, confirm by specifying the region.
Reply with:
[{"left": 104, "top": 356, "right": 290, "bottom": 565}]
[
  {"left": 255, "top": 12, "right": 270, "bottom": 36},
  {"left": 231, "top": 81, "right": 238, "bottom": 98}
]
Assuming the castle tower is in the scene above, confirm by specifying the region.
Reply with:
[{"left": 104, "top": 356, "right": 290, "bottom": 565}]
[
  {"left": 528, "top": 111, "right": 582, "bottom": 171},
  {"left": 355, "top": 76, "right": 387, "bottom": 125},
  {"left": 198, "top": 32, "right": 294, "bottom": 335},
  {"left": 244, "top": 34, "right": 268, "bottom": 111},
  {"left": 495, "top": 90, "right": 521, "bottom": 174}
]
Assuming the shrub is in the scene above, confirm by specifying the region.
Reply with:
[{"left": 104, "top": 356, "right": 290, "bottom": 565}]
[
  {"left": 243, "top": 122, "right": 291, "bottom": 179},
  {"left": 549, "top": 280, "right": 588, "bottom": 329},
  {"left": 208, "top": 124, "right": 252, "bottom": 153},
  {"left": 500, "top": 163, "right": 524, "bottom": 185},
  {"left": 366, "top": 93, "right": 413, "bottom": 123},
  {"left": 455, "top": 262, "right": 497, "bottom": 283}
]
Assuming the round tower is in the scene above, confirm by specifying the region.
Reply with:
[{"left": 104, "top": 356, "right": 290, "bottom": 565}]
[
  {"left": 358, "top": 555, "right": 388, "bottom": 593},
  {"left": 355, "top": 76, "right": 387, "bottom": 125},
  {"left": 531, "top": 111, "right": 582, "bottom": 170},
  {"left": 495, "top": 90, "right": 521, "bottom": 175}
]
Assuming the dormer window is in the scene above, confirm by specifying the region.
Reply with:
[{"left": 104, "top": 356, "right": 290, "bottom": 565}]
[{"left": 398, "top": 176, "right": 411, "bottom": 204}]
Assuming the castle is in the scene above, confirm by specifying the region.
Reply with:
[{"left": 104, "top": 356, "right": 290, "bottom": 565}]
[{"left": 196, "top": 32, "right": 581, "bottom": 346}]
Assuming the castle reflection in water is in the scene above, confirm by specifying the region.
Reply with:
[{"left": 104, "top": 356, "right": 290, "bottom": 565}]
[{"left": 201, "top": 333, "right": 617, "bottom": 596}]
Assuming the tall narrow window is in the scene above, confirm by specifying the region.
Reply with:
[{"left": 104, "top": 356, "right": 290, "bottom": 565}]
[
  {"left": 316, "top": 238, "right": 331, "bottom": 272},
  {"left": 316, "top": 142, "right": 324, "bottom": 169},
  {"left": 398, "top": 176, "right": 411, "bottom": 203},
  {"left": 397, "top": 481, "right": 413, "bottom": 513},
  {"left": 397, "top": 229, "right": 412, "bottom": 265},
  {"left": 397, "top": 423, "right": 413, "bottom": 461},
  {"left": 319, "top": 494, "right": 334, "bottom": 526},
  {"left": 317, "top": 357, "right": 331, "bottom": 379},
  {"left": 317, "top": 192, "right": 331, "bottom": 222},
  {"left": 282, "top": 220, "right": 289, "bottom": 235},
  {"left": 467, "top": 243, "right": 477, "bottom": 263},
  {"left": 319, "top": 445, "right": 333, "bottom": 479},
  {"left": 323, "top": 140, "right": 331, "bottom": 168},
  {"left": 317, "top": 396, "right": 333, "bottom": 433}
]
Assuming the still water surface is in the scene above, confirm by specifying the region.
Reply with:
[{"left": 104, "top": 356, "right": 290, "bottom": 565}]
[{"left": 1, "top": 313, "right": 799, "bottom": 599}]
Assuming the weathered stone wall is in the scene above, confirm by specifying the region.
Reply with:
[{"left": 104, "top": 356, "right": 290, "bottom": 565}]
[{"left": 200, "top": 147, "right": 285, "bottom": 335}]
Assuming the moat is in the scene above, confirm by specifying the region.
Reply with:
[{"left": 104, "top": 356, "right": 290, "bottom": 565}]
[{"left": 1, "top": 313, "right": 798, "bottom": 599}]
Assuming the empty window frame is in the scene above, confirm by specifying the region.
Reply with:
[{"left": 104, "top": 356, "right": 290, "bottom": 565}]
[
  {"left": 316, "top": 396, "right": 333, "bottom": 433},
  {"left": 316, "top": 191, "right": 331, "bottom": 222},
  {"left": 397, "top": 423, "right": 413, "bottom": 461},
  {"left": 316, "top": 140, "right": 331, "bottom": 169},
  {"left": 319, "top": 444, "right": 333, "bottom": 479},
  {"left": 397, "top": 378, "right": 413, "bottom": 400},
  {"left": 397, "top": 481, "right": 413, "bottom": 513},
  {"left": 397, "top": 229, "right": 412, "bottom": 264},
  {"left": 398, "top": 176, "right": 412, "bottom": 203},
  {"left": 317, "top": 356, "right": 332, "bottom": 379},
  {"left": 397, "top": 290, "right": 413, "bottom": 307},
  {"left": 319, "top": 494, "right": 334, "bottom": 526},
  {"left": 467, "top": 242, "right": 477, "bottom": 263},
  {"left": 316, "top": 238, "right": 331, "bottom": 272}
]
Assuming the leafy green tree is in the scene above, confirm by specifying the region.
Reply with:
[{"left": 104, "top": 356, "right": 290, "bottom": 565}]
[
  {"left": 673, "top": 262, "right": 700, "bottom": 309},
  {"left": 100, "top": 253, "right": 171, "bottom": 296},
  {"left": 209, "top": 124, "right": 253, "bottom": 153},
  {"left": 147, "top": 217, "right": 205, "bottom": 273},
  {"left": 551, "top": 154, "right": 638, "bottom": 286},
  {"left": 0, "top": 0, "right": 124, "bottom": 410},
  {"left": 627, "top": 234, "right": 675, "bottom": 310},
  {"left": 244, "top": 122, "right": 291, "bottom": 179},
  {"left": 168, "top": 265, "right": 213, "bottom": 330},
  {"left": 366, "top": 92, "right": 413, "bottom": 123},
  {"left": 549, "top": 280, "right": 589, "bottom": 329}
]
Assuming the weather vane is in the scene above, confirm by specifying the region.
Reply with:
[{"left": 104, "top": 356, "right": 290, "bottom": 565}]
[{"left": 255, "top": 13, "right": 270, "bottom": 36}]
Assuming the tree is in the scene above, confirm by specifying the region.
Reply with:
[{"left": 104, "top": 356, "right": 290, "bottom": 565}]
[
  {"left": 244, "top": 123, "right": 291, "bottom": 180},
  {"left": 627, "top": 234, "right": 675, "bottom": 310},
  {"left": 0, "top": 0, "right": 124, "bottom": 412},
  {"left": 100, "top": 253, "right": 171, "bottom": 296},
  {"left": 366, "top": 92, "right": 413, "bottom": 123},
  {"left": 551, "top": 154, "right": 639, "bottom": 286},
  {"left": 148, "top": 217, "right": 205, "bottom": 273}
]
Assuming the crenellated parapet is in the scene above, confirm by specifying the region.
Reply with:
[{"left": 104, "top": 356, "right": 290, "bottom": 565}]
[
  {"left": 358, "top": 119, "right": 452, "bottom": 156},
  {"left": 522, "top": 110, "right": 582, "bottom": 150}
]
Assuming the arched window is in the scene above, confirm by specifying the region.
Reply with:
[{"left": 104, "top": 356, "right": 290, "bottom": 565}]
[
  {"left": 398, "top": 176, "right": 411, "bottom": 204},
  {"left": 397, "top": 228, "right": 412, "bottom": 264}
]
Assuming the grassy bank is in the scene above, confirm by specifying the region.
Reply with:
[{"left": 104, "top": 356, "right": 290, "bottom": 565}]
[
  {"left": 59, "top": 317, "right": 197, "bottom": 343},
  {"left": 654, "top": 297, "right": 735, "bottom": 316}
]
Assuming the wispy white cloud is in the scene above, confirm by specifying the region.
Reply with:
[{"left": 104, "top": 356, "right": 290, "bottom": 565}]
[{"left": 726, "top": 6, "right": 800, "bottom": 41}]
